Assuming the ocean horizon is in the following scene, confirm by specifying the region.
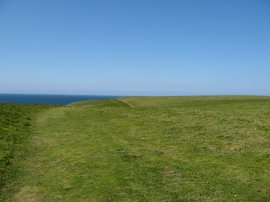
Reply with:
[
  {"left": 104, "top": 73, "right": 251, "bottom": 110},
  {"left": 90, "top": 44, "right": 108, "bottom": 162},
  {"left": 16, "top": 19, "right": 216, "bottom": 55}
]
[{"left": 0, "top": 94, "right": 119, "bottom": 105}]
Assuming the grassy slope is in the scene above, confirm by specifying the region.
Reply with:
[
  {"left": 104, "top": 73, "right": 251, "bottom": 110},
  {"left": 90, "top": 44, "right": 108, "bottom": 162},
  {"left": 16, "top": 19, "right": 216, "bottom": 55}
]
[
  {"left": 0, "top": 104, "right": 58, "bottom": 201},
  {"left": 5, "top": 96, "right": 270, "bottom": 201}
]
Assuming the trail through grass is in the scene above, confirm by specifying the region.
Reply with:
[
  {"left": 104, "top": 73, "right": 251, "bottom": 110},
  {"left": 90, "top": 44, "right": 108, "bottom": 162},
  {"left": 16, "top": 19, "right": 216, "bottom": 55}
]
[
  {"left": 0, "top": 104, "right": 57, "bottom": 201},
  {"left": 4, "top": 96, "right": 270, "bottom": 201}
]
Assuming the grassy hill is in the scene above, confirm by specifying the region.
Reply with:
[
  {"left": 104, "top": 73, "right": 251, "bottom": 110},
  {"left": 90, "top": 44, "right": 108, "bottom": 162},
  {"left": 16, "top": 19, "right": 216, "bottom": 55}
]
[{"left": 1, "top": 96, "right": 270, "bottom": 201}]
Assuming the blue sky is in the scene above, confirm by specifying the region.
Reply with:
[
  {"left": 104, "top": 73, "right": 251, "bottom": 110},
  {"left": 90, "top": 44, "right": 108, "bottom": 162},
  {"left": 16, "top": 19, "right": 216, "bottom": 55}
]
[{"left": 0, "top": 0, "right": 269, "bottom": 95}]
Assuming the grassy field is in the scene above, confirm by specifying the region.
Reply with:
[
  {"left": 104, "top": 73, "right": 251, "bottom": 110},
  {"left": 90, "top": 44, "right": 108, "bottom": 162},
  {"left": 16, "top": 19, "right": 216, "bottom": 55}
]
[
  {"left": 0, "top": 103, "right": 58, "bottom": 201},
  {"left": 1, "top": 96, "right": 270, "bottom": 201}
]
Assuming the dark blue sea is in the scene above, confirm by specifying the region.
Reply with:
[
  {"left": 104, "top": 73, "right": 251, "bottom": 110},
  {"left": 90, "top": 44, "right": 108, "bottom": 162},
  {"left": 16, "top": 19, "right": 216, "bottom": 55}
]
[{"left": 0, "top": 94, "right": 118, "bottom": 105}]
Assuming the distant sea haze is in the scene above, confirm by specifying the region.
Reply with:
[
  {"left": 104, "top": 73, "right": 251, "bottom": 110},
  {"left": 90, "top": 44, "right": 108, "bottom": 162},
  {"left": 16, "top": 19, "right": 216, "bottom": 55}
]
[{"left": 0, "top": 94, "right": 118, "bottom": 105}]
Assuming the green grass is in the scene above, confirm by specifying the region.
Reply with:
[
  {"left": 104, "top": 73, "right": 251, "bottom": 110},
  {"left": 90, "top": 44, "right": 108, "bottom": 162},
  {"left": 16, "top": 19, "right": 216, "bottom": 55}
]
[
  {"left": 1, "top": 96, "right": 270, "bottom": 201},
  {"left": 0, "top": 104, "right": 58, "bottom": 201}
]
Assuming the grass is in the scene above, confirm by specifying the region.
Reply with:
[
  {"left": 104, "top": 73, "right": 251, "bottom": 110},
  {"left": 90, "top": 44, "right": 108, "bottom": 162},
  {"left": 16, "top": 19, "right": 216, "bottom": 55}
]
[
  {"left": 0, "top": 104, "right": 58, "bottom": 201},
  {"left": 1, "top": 96, "right": 270, "bottom": 201}
]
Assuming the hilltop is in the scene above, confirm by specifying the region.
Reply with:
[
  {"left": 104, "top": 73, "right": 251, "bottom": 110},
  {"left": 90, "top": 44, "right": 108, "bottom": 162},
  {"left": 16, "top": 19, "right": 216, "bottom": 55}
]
[{"left": 1, "top": 96, "right": 270, "bottom": 201}]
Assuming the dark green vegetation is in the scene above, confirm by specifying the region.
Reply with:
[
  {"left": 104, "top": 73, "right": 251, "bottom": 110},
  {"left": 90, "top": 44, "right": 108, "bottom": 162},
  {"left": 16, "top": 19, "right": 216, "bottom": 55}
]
[
  {"left": 0, "top": 104, "right": 58, "bottom": 201},
  {"left": 1, "top": 96, "right": 270, "bottom": 201}
]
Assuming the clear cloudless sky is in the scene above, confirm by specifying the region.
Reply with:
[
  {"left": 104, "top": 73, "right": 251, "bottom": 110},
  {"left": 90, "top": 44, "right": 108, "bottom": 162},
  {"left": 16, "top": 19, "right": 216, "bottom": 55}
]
[{"left": 0, "top": 0, "right": 270, "bottom": 95}]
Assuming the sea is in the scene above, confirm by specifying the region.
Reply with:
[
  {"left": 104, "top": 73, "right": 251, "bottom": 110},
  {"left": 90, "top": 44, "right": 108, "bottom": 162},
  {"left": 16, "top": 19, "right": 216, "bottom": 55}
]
[{"left": 0, "top": 94, "right": 119, "bottom": 105}]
